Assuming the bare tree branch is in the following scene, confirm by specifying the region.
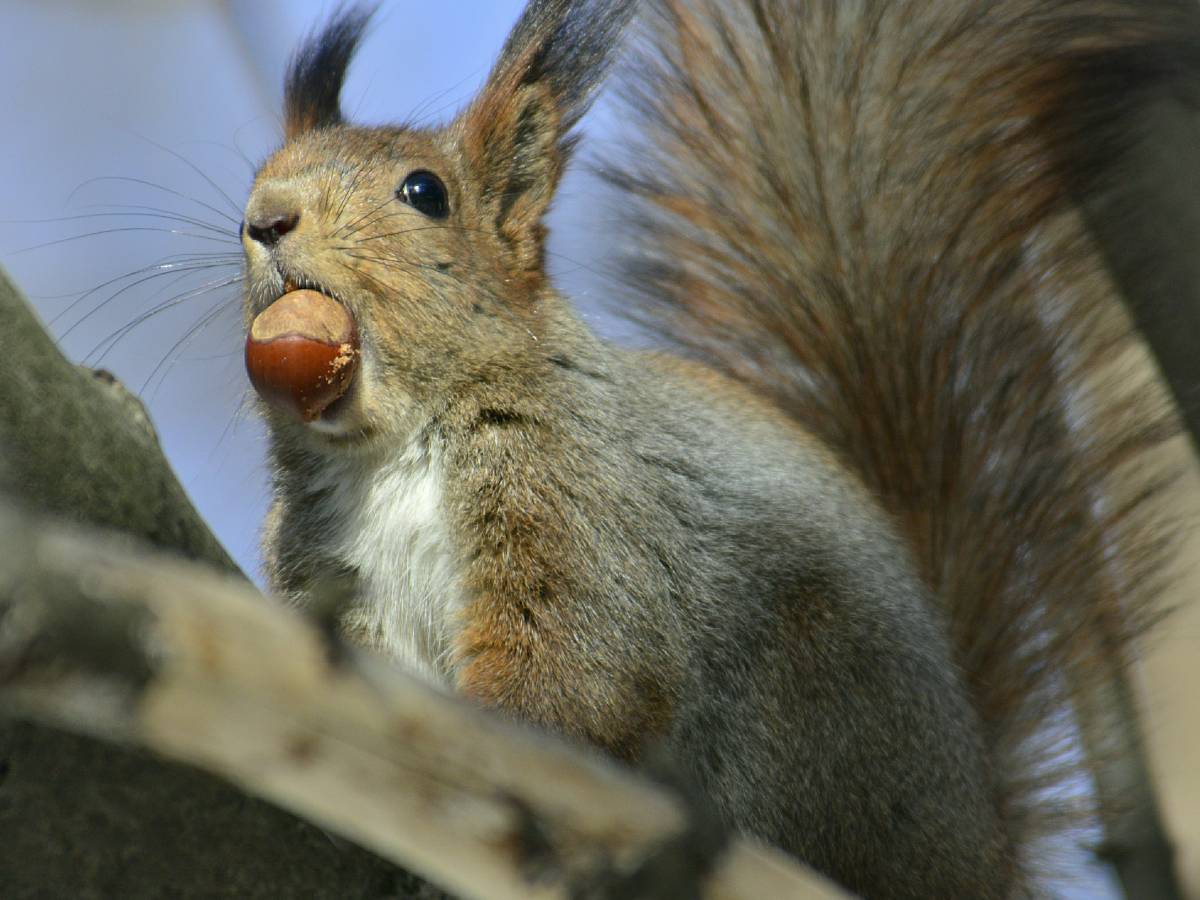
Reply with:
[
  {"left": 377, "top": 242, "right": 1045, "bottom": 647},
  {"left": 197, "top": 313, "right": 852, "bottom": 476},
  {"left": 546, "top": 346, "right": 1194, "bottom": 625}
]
[
  {"left": 0, "top": 265, "right": 410, "bottom": 897},
  {"left": 0, "top": 266, "right": 236, "bottom": 572},
  {"left": 0, "top": 503, "right": 847, "bottom": 900}
]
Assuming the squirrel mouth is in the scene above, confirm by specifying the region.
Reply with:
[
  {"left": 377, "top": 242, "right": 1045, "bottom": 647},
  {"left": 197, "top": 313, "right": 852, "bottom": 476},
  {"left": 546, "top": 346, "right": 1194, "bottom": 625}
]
[{"left": 244, "top": 279, "right": 361, "bottom": 423}]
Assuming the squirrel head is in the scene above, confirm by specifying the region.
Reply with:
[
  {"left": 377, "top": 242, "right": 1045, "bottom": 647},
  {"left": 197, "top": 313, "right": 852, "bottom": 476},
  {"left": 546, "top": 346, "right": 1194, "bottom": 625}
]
[{"left": 241, "top": 1, "right": 634, "bottom": 449}]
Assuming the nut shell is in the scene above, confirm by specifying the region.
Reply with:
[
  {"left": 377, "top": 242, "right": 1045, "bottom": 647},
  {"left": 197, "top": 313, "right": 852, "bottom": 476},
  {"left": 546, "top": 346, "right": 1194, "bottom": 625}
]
[{"left": 245, "top": 289, "right": 359, "bottom": 421}]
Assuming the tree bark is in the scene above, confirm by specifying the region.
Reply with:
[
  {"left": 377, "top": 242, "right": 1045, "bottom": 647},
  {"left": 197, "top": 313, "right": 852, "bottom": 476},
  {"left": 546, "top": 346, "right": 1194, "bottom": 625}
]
[
  {"left": 1074, "top": 95, "right": 1200, "bottom": 899},
  {"left": 0, "top": 266, "right": 234, "bottom": 570},
  {"left": 0, "top": 503, "right": 845, "bottom": 900},
  {"left": 0, "top": 265, "right": 412, "bottom": 898}
]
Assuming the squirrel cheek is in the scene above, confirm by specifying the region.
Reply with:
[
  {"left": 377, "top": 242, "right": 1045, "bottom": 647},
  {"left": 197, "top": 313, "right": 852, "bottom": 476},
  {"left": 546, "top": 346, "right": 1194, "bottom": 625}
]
[{"left": 245, "top": 289, "right": 361, "bottom": 422}]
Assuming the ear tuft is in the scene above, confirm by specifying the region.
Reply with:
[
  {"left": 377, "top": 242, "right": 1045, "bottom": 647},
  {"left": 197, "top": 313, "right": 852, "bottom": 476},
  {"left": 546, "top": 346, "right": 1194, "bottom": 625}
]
[
  {"left": 492, "top": 0, "right": 637, "bottom": 134},
  {"left": 459, "top": 0, "right": 636, "bottom": 271},
  {"left": 284, "top": 5, "right": 376, "bottom": 141}
]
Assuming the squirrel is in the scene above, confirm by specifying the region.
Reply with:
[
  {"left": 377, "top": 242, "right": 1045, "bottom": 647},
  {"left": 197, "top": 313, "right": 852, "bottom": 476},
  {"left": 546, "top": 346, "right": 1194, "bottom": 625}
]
[{"left": 238, "top": 0, "right": 1193, "bottom": 896}]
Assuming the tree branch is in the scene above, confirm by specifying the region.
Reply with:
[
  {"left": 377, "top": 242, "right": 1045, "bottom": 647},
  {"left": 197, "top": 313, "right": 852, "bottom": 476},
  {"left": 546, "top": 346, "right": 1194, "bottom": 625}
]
[
  {"left": 0, "top": 503, "right": 846, "bottom": 900},
  {"left": 0, "top": 266, "right": 236, "bottom": 571},
  {"left": 0, "top": 265, "right": 411, "bottom": 897}
]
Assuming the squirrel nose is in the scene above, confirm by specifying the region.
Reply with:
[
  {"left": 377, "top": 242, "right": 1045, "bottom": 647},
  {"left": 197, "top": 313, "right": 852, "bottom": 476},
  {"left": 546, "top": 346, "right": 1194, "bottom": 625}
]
[{"left": 245, "top": 211, "right": 300, "bottom": 247}]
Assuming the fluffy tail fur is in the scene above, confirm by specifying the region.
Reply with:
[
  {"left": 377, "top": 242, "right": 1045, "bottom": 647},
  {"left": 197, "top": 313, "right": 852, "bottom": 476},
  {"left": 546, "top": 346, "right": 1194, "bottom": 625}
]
[{"left": 605, "top": 0, "right": 1197, "bottom": 884}]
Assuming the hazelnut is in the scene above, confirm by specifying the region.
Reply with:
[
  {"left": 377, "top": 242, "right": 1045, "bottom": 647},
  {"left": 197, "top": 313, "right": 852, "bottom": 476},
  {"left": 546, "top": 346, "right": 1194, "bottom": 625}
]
[{"left": 245, "top": 289, "right": 359, "bottom": 422}]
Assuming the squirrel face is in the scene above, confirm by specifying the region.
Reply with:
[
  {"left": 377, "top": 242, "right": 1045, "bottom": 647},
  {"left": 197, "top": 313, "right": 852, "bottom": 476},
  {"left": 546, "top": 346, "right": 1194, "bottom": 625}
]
[
  {"left": 242, "top": 116, "right": 562, "bottom": 450},
  {"left": 241, "top": 4, "right": 621, "bottom": 452}
]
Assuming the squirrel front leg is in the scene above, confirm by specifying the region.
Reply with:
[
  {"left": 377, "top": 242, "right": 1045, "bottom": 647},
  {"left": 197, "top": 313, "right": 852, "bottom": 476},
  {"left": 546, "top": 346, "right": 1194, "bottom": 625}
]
[
  {"left": 454, "top": 581, "right": 676, "bottom": 762},
  {"left": 442, "top": 411, "right": 685, "bottom": 762},
  {"left": 429, "top": 1, "right": 674, "bottom": 760}
]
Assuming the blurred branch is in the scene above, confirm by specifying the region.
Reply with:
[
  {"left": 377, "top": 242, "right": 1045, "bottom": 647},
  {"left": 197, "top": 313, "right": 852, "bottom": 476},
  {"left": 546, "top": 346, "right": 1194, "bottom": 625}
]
[
  {"left": 0, "top": 263, "right": 405, "bottom": 897},
  {"left": 0, "top": 502, "right": 847, "bottom": 900},
  {"left": 1076, "top": 93, "right": 1200, "bottom": 900},
  {"left": 1085, "top": 97, "right": 1200, "bottom": 453},
  {"left": 0, "top": 263, "right": 236, "bottom": 571}
]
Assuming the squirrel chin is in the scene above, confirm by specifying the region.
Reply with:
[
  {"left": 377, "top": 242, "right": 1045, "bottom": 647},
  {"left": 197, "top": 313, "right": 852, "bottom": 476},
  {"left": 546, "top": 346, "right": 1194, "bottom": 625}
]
[
  {"left": 296, "top": 418, "right": 379, "bottom": 452},
  {"left": 273, "top": 377, "right": 371, "bottom": 445},
  {"left": 306, "top": 405, "right": 355, "bottom": 436}
]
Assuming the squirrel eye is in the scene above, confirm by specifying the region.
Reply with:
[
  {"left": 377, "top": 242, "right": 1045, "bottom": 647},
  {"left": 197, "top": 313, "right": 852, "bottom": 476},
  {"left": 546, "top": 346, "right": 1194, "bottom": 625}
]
[{"left": 396, "top": 170, "right": 449, "bottom": 218}]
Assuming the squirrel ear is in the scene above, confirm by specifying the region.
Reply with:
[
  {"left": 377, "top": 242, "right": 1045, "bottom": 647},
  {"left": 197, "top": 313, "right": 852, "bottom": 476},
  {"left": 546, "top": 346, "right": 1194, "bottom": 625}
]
[
  {"left": 459, "top": 81, "right": 565, "bottom": 272},
  {"left": 457, "top": 0, "right": 635, "bottom": 271},
  {"left": 283, "top": 5, "right": 375, "bottom": 141}
]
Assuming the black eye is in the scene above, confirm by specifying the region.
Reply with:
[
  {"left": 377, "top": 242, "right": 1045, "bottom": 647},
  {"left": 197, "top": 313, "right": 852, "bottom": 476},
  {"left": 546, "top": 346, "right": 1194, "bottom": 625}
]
[{"left": 396, "top": 170, "right": 449, "bottom": 218}]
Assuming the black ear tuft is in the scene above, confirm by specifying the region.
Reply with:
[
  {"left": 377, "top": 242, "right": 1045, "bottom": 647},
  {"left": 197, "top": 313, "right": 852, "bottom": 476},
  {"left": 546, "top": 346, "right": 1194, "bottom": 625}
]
[
  {"left": 457, "top": 0, "right": 636, "bottom": 272},
  {"left": 493, "top": 0, "right": 637, "bottom": 133},
  {"left": 284, "top": 4, "right": 376, "bottom": 140}
]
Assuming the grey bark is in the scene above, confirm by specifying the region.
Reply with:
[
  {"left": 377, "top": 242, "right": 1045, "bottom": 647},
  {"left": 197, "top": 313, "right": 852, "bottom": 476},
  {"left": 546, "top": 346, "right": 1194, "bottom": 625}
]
[
  {"left": 1084, "top": 97, "right": 1200, "bottom": 455},
  {"left": 0, "top": 264, "right": 415, "bottom": 898},
  {"left": 0, "top": 268, "right": 235, "bottom": 570},
  {"left": 0, "top": 504, "right": 845, "bottom": 900},
  {"left": 1074, "top": 95, "right": 1200, "bottom": 899}
]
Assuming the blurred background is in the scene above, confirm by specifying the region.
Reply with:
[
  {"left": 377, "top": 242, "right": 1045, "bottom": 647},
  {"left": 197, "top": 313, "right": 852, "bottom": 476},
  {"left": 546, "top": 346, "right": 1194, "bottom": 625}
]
[{"left": 0, "top": 2, "right": 1134, "bottom": 897}]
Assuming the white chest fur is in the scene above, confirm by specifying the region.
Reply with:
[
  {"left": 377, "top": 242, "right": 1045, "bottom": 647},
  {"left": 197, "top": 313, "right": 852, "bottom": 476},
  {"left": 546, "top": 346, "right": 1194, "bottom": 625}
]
[{"left": 313, "top": 438, "right": 464, "bottom": 685}]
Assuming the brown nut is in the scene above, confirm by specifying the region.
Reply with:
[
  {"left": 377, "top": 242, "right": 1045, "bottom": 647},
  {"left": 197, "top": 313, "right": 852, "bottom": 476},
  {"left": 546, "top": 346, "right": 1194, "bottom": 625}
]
[{"left": 245, "top": 289, "right": 359, "bottom": 422}]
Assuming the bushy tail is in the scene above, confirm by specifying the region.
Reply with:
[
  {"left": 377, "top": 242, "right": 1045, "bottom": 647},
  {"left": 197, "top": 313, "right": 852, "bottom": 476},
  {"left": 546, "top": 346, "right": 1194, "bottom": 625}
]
[{"left": 605, "top": 0, "right": 1197, "bottom": 882}]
